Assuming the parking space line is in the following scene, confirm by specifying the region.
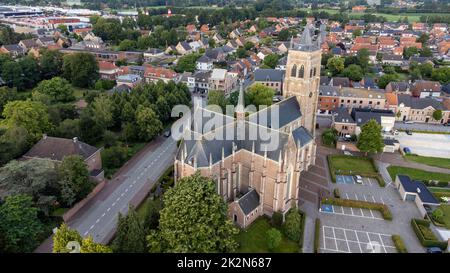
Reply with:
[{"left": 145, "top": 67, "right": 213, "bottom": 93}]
[
  {"left": 331, "top": 226, "right": 338, "bottom": 252},
  {"left": 322, "top": 226, "right": 327, "bottom": 250},
  {"left": 342, "top": 227, "right": 351, "bottom": 253},
  {"left": 377, "top": 233, "right": 387, "bottom": 253},
  {"left": 354, "top": 231, "right": 363, "bottom": 253},
  {"left": 380, "top": 197, "right": 385, "bottom": 205}
]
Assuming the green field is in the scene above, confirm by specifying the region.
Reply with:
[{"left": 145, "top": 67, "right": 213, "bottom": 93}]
[
  {"left": 328, "top": 155, "right": 378, "bottom": 174},
  {"left": 235, "top": 217, "right": 299, "bottom": 253},
  {"left": 405, "top": 155, "right": 450, "bottom": 170},
  {"left": 387, "top": 166, "right": 450, "bottom": 183}
]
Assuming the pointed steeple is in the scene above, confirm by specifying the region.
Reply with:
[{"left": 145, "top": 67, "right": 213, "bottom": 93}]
[
  {"left": 300, "top": 24, "right": 313, "bottom": 46},
  {"left": 236, "top": 80, "right": 245, "bottom": 121}
]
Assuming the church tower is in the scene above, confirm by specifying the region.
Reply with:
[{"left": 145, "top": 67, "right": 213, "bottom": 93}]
[{"left": 283, "top": 25, "right": 322, "bottom": 135}]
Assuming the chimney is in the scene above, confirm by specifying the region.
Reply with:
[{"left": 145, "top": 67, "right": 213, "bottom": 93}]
[
  {"left": 73, "top": 137, "right": 78, "bottom": 143},
  {"left": 43, "top": 134, "right": 47, "bottom": 139}
]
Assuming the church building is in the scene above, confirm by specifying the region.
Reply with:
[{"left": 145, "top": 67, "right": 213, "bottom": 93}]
[{"left": 174, "top": 26, "right": 322, "bottom": 228}]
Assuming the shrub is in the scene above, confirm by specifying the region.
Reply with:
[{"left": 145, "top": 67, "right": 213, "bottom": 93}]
[
  {"left": 266, "top": 228, "right": 282, "bottom": 250},
  {"left": 271, "top": 212, "right": 283, "bottom": 228},
  {"left": 392, "top": 235, "right": 408, "bottom": 253},
  {"left": 322, "top": 197, "right": 392, "bottom": 220},
  {"left": 101, "top": 146, "right": 128, "bottom": 169},
  {"left": 333, "top": 188, "right": 341, "bottom": 198},
  {"left": 411, "top": 219, "right": 448, "bottom": 250},
  {"left": 282, "top": 209, "right": 302, "bottom": 242},
  {"left": 322, "top": 129, "right": 337, "bottom": 147},
  {"left": 314, "top": 218, "right": 321, "bottom": 253},
  {"left": 431, "top": 208, "right": 444, "bottom": 223}
]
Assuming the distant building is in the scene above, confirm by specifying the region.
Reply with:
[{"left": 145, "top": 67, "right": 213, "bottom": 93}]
[{"left": 253, "top": 69, "right": 285, "bottom": 93}]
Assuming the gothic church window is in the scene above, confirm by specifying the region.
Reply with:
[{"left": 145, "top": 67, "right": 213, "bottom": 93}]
[
  {"left": 291, "top": 64, "right": 297, "bottom": 77},
  {"left": 298, "top": 65, "right": 304, "bottom": 78}
]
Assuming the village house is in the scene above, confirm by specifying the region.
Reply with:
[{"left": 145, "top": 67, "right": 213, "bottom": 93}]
[{"left": 396, "top": 94, "right": 450, "bottom": 124}]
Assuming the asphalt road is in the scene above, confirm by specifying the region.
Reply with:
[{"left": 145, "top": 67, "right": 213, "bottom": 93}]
[{"left": 68, "top": 137, "right": 177, "bottom": 244}]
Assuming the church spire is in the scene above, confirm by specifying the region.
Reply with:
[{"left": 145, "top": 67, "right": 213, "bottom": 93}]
[
  {"left": 236, "top": 80, "right": 245, "bottom": 121},
  {"left": 300, "top": 24, "right": 313, "bottom": 46}
]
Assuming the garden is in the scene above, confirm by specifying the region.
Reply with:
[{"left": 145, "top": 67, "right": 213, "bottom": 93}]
[
  {"left": 411, "top": 218, "right": 448, "bottom": 250},
  {"left": 404, "top": 154, "right": 450, "bottom": 170},
  {"left": 387, "top": 166, "right": 450, "bottom": 184},
  {"left": 327, "top": 155, "right": 384, "bottom": 186},
  {"left": 235, "top": 209, "right": 305, "bottom": 253}
]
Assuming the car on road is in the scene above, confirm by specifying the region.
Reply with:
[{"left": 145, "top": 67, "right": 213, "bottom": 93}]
[
  {"left": 163, "top": 130, "right": 171, "bottom": 137},
  {"left": 343, "top": 151, "right": 353, "bottom": 156},
  {"left": 403, "top": 147, "right": 412, "bottom": 154},
  {"left": 406, "top": 130, "right": 413, "bottom": 135},
  {"left": 354, "top": 175, "right": 363, "bottom": 184},
  {"left": 426, "top": 247, "right": 443, "bottom": 253},
  {"left": 403, "top": 120, "right": 414, "bottom": 124}
]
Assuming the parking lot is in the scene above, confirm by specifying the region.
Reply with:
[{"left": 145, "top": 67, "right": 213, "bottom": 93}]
[
  {"left": 321, "top": 225, "right": 397, "bottom": 253},
  {"left": 335, "top": 175, "right": 378, "bottom": 187},
  {"left": 321, "top": 204, "right": 384, "bottom": 220},
  {"left": 396, "top": 132, "right": 450, "bottom": 159}
]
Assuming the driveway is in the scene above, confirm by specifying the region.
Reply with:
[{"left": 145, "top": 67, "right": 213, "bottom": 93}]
[
  {"left": 396, "top": 132, "right": 450, "bottom": 158},
  {"left": 395, "top": 121, "right": 450, "bottom": 133}
]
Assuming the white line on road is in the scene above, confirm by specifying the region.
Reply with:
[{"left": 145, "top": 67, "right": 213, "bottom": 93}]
[
  {"left": 89, "top": 225, "right": 95, "bottom": 230},
  {"left": 95, "top": 219, "right": 100, "bottom": 224},
  {"left": 112, "top": 202, "right": 116, "bottom": 206},
  {"left": 84, "top": 231, "right": 89, "bottom": 236},
  {"left": 102, "top": 213, "right": 106, "bottom": 217},
  {"left": 107, "top": 207, "right": 111, "bottom": 212},
  {"left": 125, "top": 188, "right": 128, "bottom": 193}
]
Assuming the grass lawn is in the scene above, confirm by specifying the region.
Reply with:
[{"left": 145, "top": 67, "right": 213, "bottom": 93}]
[
  {"left": 235, "top": 217, "right": 299, "bottom": 253},
  {"left": 328, "top": 155, "right": 377, "bottom": 174},
  {"left": 439, "top": 204, "right": 450, "bottom": 229},
  {"left": 73, "top": 86, "right": 96, "bottom": 99},
  {"left": 405, "top": 154, "right": 450, "bottom": 170},
  {"left": 387, "top": 166, "right": 450, "bottom": 183}
]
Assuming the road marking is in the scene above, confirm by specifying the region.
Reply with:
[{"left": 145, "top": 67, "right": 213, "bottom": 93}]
[
  {"left": 102, "top": 213, "right": 106, "bottom": 217},
  {"left": 107, "top": 207, "right": 111, "bottom": 212},
  {"left": 129, "top": 184, "right": 133, "bottom": 188},
  {"left": 89, "top": 225, "right": 95, "bottom": 230},
  {"left": 112, "top": 202, "right": 116, "bottom": 206},
  {"left": 84, "top": 231, "right": 89, "bottom": 236},
  {"left": 95, "top": 219, "right": 100, "bottom": 224},
  {"left": 125, "top": 188, "right": 128, "bottom": 193},
  {"left": 121, "top": 192, "right": 125, "bottom": 197},
  {"left": 116, "top": 197, "right": 120, "bottom": 202}
]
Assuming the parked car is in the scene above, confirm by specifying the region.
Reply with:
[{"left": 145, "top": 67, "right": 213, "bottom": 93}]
[
  {"left": 426, "top": 247, "right": 443, "bottom": 253},
  {"left": 354, "top": 175, "right": 363, "bottom": 184},
  {"left": 443, "top": 122, "right": 450, "bottom": 126},
  {"left": 406, "top": 130, "right": 413, "bottom": 135},
  {"left": 403, "top": 147, "right": 412, "bottom": 154},
  {"left": 343, "top": 151, "right": 353, "bottom": 156}
]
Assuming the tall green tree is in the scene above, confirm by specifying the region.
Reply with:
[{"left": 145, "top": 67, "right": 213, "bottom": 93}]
[
  {"left": 1, "top": 100, "right": 51, "bottom": 140},
  {"left": 356, "top": 48, "right": 370, "bottom": 72},
  {"left": 342, "top": 64, "right": 363, "bottom": 81},
  {"left": 282, "top": 208, "right": 302, "bottom": 242},
  {"left": 136, "top": 106, "right": 163, "bottom": 142},
  {"left": 1, "top": 61, "right": 24, "bottom": 90},
  {"left": 174, "top": 53, "right": 202, "bottom": 73},
  {"left": 263, "top": 54, "right": 280, "bottom": 69},
  {"left": 58, "top": 155, "right": 93, "bottom": 206},
  {"left": 357, "top": 119, "right": 384, "bottom": 155},
  {"left": 0, "top": 86, "right": 17, "bottom": 114},
  {"left": 207, "top": 90, "right": 227, "bottom": 112},
  {"left": 0, "top": 127, "right": 30, "bottom": 165},
  {"left": 431, "top": 67, "right": 450, "bottom": 84},
  {"left": 0, "top": 194, "right": 43, "bottom": 253},
  {"left": 433, "top": 110, "right": 443, "bottom": 121},
  {"left": 39, "top": 49, "right": 63, "bottom": 79},
  {"left": 32, "top": 77, "right": 75, "bottom": 104},
  {"left": 246, "top": 83, "right": 274, "bottom": 108},
  {"left": 62, "top": 53, "right": 99, "bottom": 88},
  {"left": 326, "top": 56, "right": 345, "bottom": 76},
  {"left": 147, "top": 173, "right": 238, "bottom": 253},
  {"left": 18, "top": 56, "right": 41, "bottom": 89},
  {"left": 112, "top": 207, "right": 147, "bottom": 253}
]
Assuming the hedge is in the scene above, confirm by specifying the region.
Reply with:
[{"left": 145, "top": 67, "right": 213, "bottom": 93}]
[
  {"left": 411, "top": 219, "right": 448, "bottom": 250},
  {"left": 314, "top": 218, "right": 321, "bottom": 253},
  {"left": 391, "top": 235, "right": 408, "bottom": 253},
  {"left": 322, "top": 197, "right": 392, "bottom": 220},
  {"left": 298, "top": 210, "right": 306, "bottom": 250}
]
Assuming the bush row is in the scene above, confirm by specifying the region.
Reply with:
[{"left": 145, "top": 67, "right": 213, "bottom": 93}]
[
  {"left": 411, "top": 219, "right": 448, "bottom": 250},
  {"left": 322, "top": 197, "right": 393, "bottom": 220},
  {"left": 314, "top": 218, "right": 321, "bottom": 253},
  {"left": 391, "top": 235, "right": 408, "bottom": 253}
]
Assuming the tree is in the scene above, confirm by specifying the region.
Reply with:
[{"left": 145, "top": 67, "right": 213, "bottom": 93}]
[
  {"left": 207, "top": 90, "right": 227, "bottom": 112},
  {"left": 326, "top": 56, "right": 345, "bottom": 76},
  {"left": 2, "top": 100, "right": 51, "bottom": 140},
  {"left": 0, "top": 194, "right": 43, "bottom": 253},
  {"left": 62, "top": 52, "right": 99, "bottom": 87},
  {"left": 404, "top": 47, "right": 419, "bottom": 59},
  {"left": 136, "top": 106, "right": 163, "bottom": 142},
  {"left": 101, "top": 146, "right": 128, "bottom": 170},
  {"left": 18, "top": 56, "right": 41, "bottom": 89},
  {"left": 147, "top": 173, "right": 238, "bottom": 253},
  {"left": 342, "top": 64, "right": 363, "bottom": 81},
  {"left": 357, "top": 119, "right": 384, "bottom": 155},
  {"left": 266, "top": 228, "right": 282, "bottom": 250},
  {"left": 356, "top": 48, "right": 370, "bottom": 72},
  {"left": 1, "top": 61, "right": 24, "bottom": 90},
  {"left": 53, "top": 119, "right": 80, "bottom": 139},
  {"left": 91, "top": 95, "right": 114, "bottom": 129},
  {"left": 174, "top": 53, "right": 202, "bottom": 73},
  {"left": 352, "top": 29, "right": 362, "bottom": 38},
  {"left": 420, "top": 47, "right": 432, "bottom": 57},
  {"left": 58, "top": 155, "right": 93, "bottom": 206},
  {"left": 53, "top": 223, "right": 83, "bottom": 253},
  {"left": 417, "top": 33, "right": 429, "bottom": 45},
  {"left": 277, "top": 29, "right": 290, "bottom": 41},
  {"left": 431, "top": 67, "right": 450, "bottom": 84},
  {"left": 282, "top": 209, "right": 302, "bottom": 242},
  {"left": 431, "top": 208, "right": 444, "bottom": 223},
  {"left": 79, "top": 109, "right": 104, "bottom": 144},
  {"left": 263, "top": 54, "right": 279, "bottom": 69},
  {"left": 112, "top": 207, "right": 147, "bottom": 253},
  {"left": 32, "top": 77, "right": 75, "bottom": 104},
  {"left": 236, "top": 47, "right": 248, "bottom": 58},
  {"left": 39, "top": 49, "right": 63, "bottom": 79},
  {"left": 0, "top": 86, "right": 17, "bottom": 113},
  {"left": 118, "top": 39, "right": 137, "bottom": 51},
  {"left": 433, "top": 110, "right": 443, "bottom": 121},
  {"left": 0, "top": 126, "right": 30, "bottom": 165},
  {"left": 81, "top": 236, "right": 113, "bottom": 253},
  {"left": 246, "top": 83, "right": 274, "bottom": 108},
  {"left": 377, "top": 73, "right": 399, "bottom": 89}
]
